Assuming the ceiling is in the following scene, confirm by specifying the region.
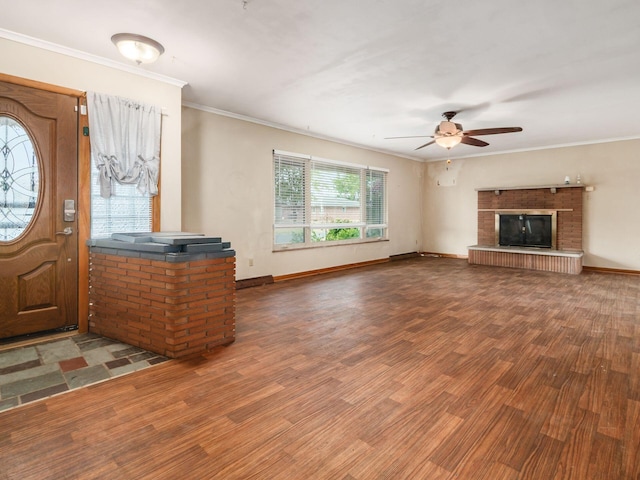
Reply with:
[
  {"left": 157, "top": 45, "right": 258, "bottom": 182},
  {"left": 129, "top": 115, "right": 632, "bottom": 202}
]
[{"left": 1, "top": 0, "right": 639, "bottom": 161}]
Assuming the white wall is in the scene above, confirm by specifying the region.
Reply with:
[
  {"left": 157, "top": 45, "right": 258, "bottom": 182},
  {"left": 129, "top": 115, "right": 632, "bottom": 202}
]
[
  {"left": 423, "top": 139, "right": 640, "bottom": 270},
  {"left": 182, "top": 106, "right": 423, "bottom": 280},
  {"left": 0, "top": 37, "right": 184, "bottom": 230}
]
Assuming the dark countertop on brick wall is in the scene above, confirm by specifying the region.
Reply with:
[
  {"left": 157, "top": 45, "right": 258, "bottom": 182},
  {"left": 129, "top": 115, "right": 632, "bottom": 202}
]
[{"left": 87, "top": 232, "right": 235, "bottom": 262}]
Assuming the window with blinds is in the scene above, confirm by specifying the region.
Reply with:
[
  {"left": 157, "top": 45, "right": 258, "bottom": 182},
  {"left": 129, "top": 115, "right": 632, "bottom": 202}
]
[
  {"left": 90, "top": 164, "right": 152, "bottom": 238},
  {"left": 273, "top": 150, "right": 388, "bottom": 249}
]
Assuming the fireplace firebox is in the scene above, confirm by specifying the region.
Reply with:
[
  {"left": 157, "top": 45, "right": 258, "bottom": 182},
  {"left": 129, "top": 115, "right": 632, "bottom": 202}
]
[{"left": 495, "top": 210, "right": 557, "bottom": 249}]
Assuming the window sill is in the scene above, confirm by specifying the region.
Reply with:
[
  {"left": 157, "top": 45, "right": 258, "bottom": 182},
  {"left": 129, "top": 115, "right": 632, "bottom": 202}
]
[{"left": 273, "top": 237, "right": 389, "bottom": 252}]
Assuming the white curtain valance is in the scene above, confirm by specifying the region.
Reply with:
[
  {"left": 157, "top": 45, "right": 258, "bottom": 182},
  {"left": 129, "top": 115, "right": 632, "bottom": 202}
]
[{"left": 87, "top": 92, "right": 161, "bottom": 198}]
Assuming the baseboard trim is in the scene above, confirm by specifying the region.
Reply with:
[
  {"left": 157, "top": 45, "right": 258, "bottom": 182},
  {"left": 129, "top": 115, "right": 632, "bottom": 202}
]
[
  {"left": 273, "top": 258, "right": 389, "bottom": 283},
  {"left": 241, "top": 259, "right": 640, "bottom": 288},
  {"left": 236, "top": 275, "right": 274, "bottom": 289},
  {"left": 421, "top": 252, "right": 469, "bottom": 260},
  {"left": 583, "top": 266, "right": 640, "bottom": 276},
  {"left": 389, "top": 252, "right": 421, "bottom": 261}
]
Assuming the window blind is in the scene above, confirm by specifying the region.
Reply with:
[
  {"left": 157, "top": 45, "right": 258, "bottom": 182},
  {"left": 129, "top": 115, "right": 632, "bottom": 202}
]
[
  {"left": 90, "top": 163, "right": 152, "bottom": 238},
  {"left": 274, "top": 153, "right": 307, "bottom": 245},
  {"left": 273, "top": 150, "right": 388, "bottom": 248}
]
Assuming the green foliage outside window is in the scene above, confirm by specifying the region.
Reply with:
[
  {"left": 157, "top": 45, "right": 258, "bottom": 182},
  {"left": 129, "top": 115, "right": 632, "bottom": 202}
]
[{"left": 326, "top": 219, "right": 360, "bottom": 241}]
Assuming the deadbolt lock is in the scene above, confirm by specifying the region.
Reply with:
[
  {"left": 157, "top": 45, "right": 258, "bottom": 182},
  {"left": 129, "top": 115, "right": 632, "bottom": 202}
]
[{"left": 64, "top": 199, "right": 76, "bottom": 222}]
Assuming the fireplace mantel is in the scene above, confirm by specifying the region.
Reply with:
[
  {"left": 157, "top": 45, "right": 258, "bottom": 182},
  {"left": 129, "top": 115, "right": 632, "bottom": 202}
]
[{"left": 476, "top": 184, "right": 586, "bottom": 192}]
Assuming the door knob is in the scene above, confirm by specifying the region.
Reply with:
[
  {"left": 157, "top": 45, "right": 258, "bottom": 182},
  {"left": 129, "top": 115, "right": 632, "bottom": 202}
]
[{"left": 56, "top": 227, "right": 73, "bottom": 236}]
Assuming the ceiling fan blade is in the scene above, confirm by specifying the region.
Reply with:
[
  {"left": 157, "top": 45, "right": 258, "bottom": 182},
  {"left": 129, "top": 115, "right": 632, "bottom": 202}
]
[
  {"left": 462, "top": 127, "right": 523, "bottom": 136},
  {"left": 385, "top": 135, "right": 434, "bottom": 139},
  {"left": 460, "top": 136, "right": 489, "bottom": 147},
  {"left": 415, "top": 140, "right": 436, "bottom": 150}
]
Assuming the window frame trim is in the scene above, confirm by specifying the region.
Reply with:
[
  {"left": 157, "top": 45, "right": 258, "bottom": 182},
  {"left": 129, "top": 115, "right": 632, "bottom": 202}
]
[{"left": 273, "top": 150, "right": 388, "bottom": 251}]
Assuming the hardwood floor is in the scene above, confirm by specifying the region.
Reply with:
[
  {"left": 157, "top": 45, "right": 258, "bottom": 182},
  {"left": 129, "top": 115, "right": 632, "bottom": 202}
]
[{"left": 1, "top": 257, "right": 638, "bottom": 479}]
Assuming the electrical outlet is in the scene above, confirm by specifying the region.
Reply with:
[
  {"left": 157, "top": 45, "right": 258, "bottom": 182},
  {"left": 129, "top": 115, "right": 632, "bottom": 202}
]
[{"left": 248, "top": 258, "right": 254, "bottom": 266}]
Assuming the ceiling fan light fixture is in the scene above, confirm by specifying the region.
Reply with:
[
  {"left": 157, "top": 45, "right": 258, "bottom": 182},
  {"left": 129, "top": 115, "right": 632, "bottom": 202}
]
[
  {"left": 435, "top": 135, "right": 462, "bottom": 149},
  {"left": 385, "top": 111, "right": 521, "bottom": 151},
  {"left": 111, "top": 33, "right": 164, "bottom": 64}
]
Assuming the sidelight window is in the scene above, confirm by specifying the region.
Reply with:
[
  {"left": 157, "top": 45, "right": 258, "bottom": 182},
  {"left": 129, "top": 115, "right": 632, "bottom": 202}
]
[
  {"left": 89, "top": 164, "right": 152, "bottom": 238},
  {"left": 87, "top": 92, "right": 159, "bottom": 238}
]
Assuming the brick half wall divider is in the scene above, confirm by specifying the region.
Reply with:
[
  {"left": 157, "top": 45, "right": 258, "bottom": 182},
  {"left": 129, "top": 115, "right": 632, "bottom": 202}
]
[{"left": 89, "top": 249, "right": 236, "bottom": 358}]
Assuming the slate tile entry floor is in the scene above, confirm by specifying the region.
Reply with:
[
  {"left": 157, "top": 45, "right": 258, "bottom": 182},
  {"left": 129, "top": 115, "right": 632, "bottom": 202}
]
[{"left": 0, "top": 333, "right": 168, "bottom": 412}]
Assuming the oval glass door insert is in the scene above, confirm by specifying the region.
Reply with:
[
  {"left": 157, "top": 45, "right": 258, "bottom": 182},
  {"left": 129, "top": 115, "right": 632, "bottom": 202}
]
[{"left": 0, "top": 116, "right": 39, "bottom": 242}]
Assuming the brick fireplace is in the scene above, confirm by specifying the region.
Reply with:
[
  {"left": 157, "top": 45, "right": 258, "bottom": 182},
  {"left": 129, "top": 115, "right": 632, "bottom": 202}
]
[{"left": 468, "top": 185, "right": 585, "bottom": 274}]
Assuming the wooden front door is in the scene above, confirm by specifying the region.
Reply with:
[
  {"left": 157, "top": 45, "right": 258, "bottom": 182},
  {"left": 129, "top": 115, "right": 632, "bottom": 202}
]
[{"left": 0, "top": 81, "right": 78, "bottom": 339}]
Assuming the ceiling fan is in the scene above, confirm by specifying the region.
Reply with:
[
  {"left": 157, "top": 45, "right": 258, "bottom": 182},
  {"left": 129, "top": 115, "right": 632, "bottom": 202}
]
[{"left": 386, "top": 111, "right": 523, "bottom": 151}]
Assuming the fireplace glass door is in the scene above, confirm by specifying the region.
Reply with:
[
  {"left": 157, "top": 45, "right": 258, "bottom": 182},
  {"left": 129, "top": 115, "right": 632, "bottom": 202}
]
[{"left": 499, "top": 214, "right": 553, "bottom": 248}]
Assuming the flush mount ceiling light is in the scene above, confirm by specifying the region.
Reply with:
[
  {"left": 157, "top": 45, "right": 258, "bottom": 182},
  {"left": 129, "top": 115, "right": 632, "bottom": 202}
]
[{"left": 111, "top": 33, "right": 165, "bottom": 64}]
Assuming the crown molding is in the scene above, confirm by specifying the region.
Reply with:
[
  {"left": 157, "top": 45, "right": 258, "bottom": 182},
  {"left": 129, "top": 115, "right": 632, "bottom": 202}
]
[{"left": 182, "top": 101, "right": 423, "bottom": 162}]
